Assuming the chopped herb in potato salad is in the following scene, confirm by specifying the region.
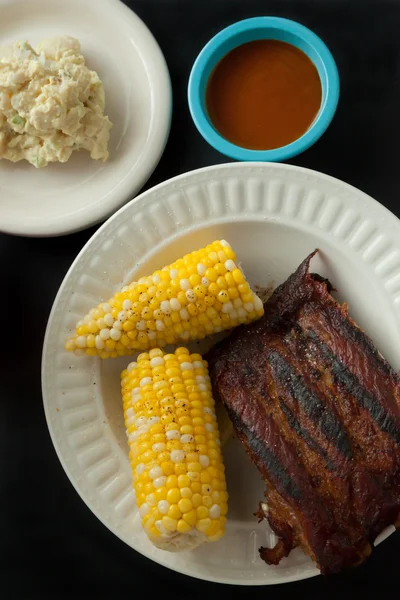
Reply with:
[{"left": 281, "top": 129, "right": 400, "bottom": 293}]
[{"left": 0, "top": 36, "right": 112, "bottom": 167}]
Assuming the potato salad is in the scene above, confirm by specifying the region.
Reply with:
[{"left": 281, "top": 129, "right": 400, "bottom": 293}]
[{"left": 0, "top": 36, "right": 112, "bottom": 167}]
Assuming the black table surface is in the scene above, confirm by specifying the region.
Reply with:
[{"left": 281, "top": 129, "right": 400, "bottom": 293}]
[{"left": 1, "top": 0, "right": 400, "bottom": 597}]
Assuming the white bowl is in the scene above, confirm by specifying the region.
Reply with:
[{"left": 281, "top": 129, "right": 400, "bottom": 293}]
[
  {"left": 0, "top": 0, "right": 171, "bottom": 236},
  {"left": 42, "top": 162, "right": 400, "bottom": 584}
]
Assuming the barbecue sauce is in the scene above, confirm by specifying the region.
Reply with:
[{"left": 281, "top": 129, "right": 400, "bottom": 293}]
[{"left": 206, "top": 40, "right": 322, "bottom": 150}]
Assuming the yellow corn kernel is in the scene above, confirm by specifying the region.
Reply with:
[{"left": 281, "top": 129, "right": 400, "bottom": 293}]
[
  {"left": 232, "top": 268, "right": 244, "bottom": 283},
  {"left": 178, "top": 474, "right": 191, "bottom": 488},
  {"left": 166, "top": 488, "right": 180, "bottom": 504},
  {"left": 85, "top": 348, "right": 97, "bottom": 356},
  {"left": 207, "top": 520, "right": 221, "bottom": 537},
  {"left": 203, "top": 495, "right": 213, "bottom": 508},
  {"left": 208, "top": 282, "right": 219, "bottom": 296},
  {"left": 66, "top": 241, "right": 263, "bottom": 356},
  {"left": 162, "top": 516, "right": 178, "bottom": 532},
  {"left": 208, "top": 530, "right": 225, "bottom": 542},
  {"left": 166, "top": 475, "right": 178, "bottom": 489},
  {"left": 161, "top": 461, "right": 175, "bottom": 476},
  {"left": 197, "top": 506, "right": 209, "bottom": 520},
  {"left": 214, "top": 263, "right": 226, "bottom": 276},
  {"left": 177, "top": 519, "right": 192, "bottom": 534},
  {"left": 200, "top": 471, "right": 211, "bottom": 484},
  {"left": 174, "top": 463, "right": 188, "bottom": 475},
  {"left": 178, "top": 498, "right": 193, "bottom": 514},
  {"left": 196, "top": 518, "right": 211, "bottom": 534},
  {"left": 192, "top": 493, "right": 202, "bottom": 507},
  {"left": 183, "top": 510, "right": 197, "bottom": 526},
  {"left": 180, "top": 487, "right": 192, "bottom": 499},
  {"left": 188, "top": 462, "right": 202, "bottom": 473},
  {"left": 155, "top": 487, "right": 167, "bottom": 501},
  {"left": 168, "top": 505, "right": 182, "bottom": 520}
]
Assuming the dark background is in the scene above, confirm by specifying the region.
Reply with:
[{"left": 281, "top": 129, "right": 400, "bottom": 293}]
[{"left": 1, "top": 0, "right": 399, "bottom": 597}]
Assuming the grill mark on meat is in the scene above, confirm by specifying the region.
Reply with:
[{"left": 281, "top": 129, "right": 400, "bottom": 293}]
[
  {"left": 331, "top": 355, "right": 400, "bottom": 444},
  {"left": 322, "top": 303, "right": 399, "bottom": 383},
  {"left": 292, "top": 330, "right": 398, "bottom": 474},
  {"left": 268, "top": 349, "right": 353, "bottom": 458},
  {"left": 221, "top": 384, "right": 339, "bottom": 517},
  {"left": 305, "top": 332, "right": 400, "bottom": 445},
  {"left": 278, "top": 400, "right": 337, "bottom": 472},
  {"left": 299, "top": 304, "right": 400, "bottom": 420},
  {"left": 225, "top": 405, "right": 303, "bottom": 502},
  {"left": 240, "top": 339, "right": 352, "bottom": 481}
]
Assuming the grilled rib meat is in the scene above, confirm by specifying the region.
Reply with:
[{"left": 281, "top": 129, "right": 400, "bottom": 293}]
[{"left": 208, "top": 250, "right": 400, "bottom": 574}]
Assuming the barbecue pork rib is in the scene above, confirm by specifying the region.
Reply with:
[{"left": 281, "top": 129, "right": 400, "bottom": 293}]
[{"left": 207, "top": 250, "right": 400, "bottom": 574}]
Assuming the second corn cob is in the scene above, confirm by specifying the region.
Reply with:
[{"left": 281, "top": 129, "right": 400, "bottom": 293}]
[
  {"left": 66, "top": 240, "right": 264, "bottom": 358},
  {"left": 121, "top": 347, "right": 228, "bottom": 551}
]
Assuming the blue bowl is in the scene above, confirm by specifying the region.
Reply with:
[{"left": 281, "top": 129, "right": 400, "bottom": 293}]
[{"left": 188, "top": 17, "right": 340, "bottom": 162}]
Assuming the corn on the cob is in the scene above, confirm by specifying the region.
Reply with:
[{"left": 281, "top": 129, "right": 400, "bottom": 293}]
[
  {"left": 66, "top": 240, "right": 264, "bottom": 358},
  {"left": 121, "top": 348, "right": 228, "bottom": 551}
]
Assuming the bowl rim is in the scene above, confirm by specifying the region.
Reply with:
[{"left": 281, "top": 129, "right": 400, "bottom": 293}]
[{"left": 188, "top": 16, "right": 340, "bottom": 162}]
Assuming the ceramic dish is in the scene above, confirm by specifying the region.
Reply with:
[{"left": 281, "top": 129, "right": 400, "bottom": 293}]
[
  {"left": 0, "top": 0, "right": 171, "bottom": 236},
  {"left": 188, "top": 17, "right": 339, "bottom": 162},
  {"left": 42, "top": 162, "right": 400, "bottom": 584}
]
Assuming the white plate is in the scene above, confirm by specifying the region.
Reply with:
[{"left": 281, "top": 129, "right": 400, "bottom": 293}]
[
  {"left": 0, "top": 0, "right": 171, "bottom": 236},
  {"left": 42, "top": 163, "right": 400, "bottom": 584}
]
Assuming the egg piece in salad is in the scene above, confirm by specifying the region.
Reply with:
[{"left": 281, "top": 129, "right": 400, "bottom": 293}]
[{"left": 0, "top": 36, "right": 112, "bottom": 168}]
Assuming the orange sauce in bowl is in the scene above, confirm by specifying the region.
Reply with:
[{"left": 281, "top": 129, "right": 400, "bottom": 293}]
[{"left": 206, "top": 40, "right": 322, "bottom": 150}]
